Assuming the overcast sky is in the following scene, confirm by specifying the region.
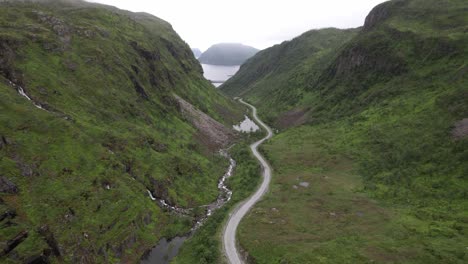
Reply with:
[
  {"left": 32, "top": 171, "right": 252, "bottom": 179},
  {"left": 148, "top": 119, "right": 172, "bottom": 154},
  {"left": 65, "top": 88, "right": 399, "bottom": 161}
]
[{"left": 87, "top": 0, "right": 387, "bottom": 51}]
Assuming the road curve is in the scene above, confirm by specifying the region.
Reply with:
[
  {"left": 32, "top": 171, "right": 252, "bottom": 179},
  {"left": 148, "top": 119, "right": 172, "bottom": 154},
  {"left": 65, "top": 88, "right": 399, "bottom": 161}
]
[{"left": 223, "top": 99, "right": 273, "bottom": 264}]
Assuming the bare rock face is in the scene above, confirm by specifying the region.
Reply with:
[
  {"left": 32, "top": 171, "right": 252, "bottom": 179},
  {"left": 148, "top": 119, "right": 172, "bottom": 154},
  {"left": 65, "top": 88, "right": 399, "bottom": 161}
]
[
  {"left": 332, "top": 44, "right": 406, "bottom": 79},
  {"left": 0, "top": 176, "right": 18, "bottom": 194}
]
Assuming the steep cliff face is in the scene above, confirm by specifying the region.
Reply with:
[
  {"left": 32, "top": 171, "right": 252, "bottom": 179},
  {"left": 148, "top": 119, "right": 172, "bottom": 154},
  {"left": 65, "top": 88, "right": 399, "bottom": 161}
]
[{"left": 0, "top": 1, "right": 241, "bottom": 263}]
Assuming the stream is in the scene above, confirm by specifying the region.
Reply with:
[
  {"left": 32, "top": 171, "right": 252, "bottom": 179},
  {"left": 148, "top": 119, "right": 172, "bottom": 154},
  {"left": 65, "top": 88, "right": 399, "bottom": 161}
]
[
  {"left": 140, "top": 150, "right": 236, "bottom": 264},
  {"left": 7, "top": 79, "right": 45, "bottom": 110}
]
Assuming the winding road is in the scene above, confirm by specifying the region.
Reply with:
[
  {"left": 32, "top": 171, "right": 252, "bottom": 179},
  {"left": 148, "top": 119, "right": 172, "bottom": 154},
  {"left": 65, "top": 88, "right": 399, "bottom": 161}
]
[{"left": 223, "top": 99, "right": 273, "bottom": 264}]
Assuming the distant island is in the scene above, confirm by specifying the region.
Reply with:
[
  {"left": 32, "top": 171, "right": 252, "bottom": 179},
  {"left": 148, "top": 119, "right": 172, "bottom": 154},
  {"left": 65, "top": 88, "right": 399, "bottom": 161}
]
[
  {"left": 191, "top": 48, "right": 202, "bottom": 58},
  {"left": 198, "top": 43, "right": 259, "bottom": 66}
]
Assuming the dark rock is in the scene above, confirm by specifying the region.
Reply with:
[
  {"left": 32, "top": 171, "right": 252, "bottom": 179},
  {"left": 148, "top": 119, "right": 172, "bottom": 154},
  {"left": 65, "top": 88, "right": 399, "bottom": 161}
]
[
  {"left": 149, "top": 178, "right": 169, "bottom": 201},
  {"left": 25, "top": 254, "right": 50, "bottom": 264},
  {"left": 130, "top": 76, "right": 149, "bottom": 100},
  {"left": 146, "top": 138, "right": 168, "bottom": 153},
  {"left": 1, "top": 230, "right": 28, "bottom": 257},
  {"left": 0, "top": 209, "right": 17, "bottom": 222},
  {"left": 1, "top": 220, "right": 17, "bottom": 228},
  {"left": 129, "top": 41, "right": 160, "bottom": 62},
  {"left": 131, "top": 64, "right": 139, "bottom": 74},
  {"left": 0, "top": 135, "right": 8, "bottom": 149},
  {"left": 38, "top": 225, "right": 61, "bottom": 257},
  {"left": 0, "top": 176, "right": 18, "bottom": 194}
]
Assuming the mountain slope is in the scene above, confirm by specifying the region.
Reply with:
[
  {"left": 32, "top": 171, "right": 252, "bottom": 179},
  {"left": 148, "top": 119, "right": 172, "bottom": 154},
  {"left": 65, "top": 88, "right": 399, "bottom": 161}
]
[
  {"left": 191, "top": 48, "right": 202, "bottom": 58},
  {"left": 198, "top": 43, "right": 259, "bottom": 66},
  {"left": 222, "top": 0, "right": 468, "bottom": 263},
  {"left": 220, "top": 28, "right": 358, "bottom": 123},
  {"left": 0, "top": 0, "right": 242, "bottom": 263}
]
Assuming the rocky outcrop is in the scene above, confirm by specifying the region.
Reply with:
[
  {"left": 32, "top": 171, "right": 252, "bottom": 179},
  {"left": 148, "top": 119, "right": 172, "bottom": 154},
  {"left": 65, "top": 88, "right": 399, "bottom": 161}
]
[
  {"left": 331, "top": 43, "right": 406, "bottom": 78},
  {"left": 130, "top": 75, "right": 149, "bottom": 100},
  {"left": 0, "top": 176, "right": 18, "bottom": 194},
  {"left": 363, "top": 0, "right": 407, "bottom": 31},
  {"left": 149, "top": 178, "right": 169, "bottom": 201},
  {"left": 0, "top": 209, "right": 16, "bottom": 222},
  {"left": 38, "top": 225, "right": 61, "bottom": 257},
  {"left": 25, "top": 254, "right": 49, "bottom": 264},
  {"left": 0, "top": 136, "right": 8, "bottom": 150},
  {"left": 34, "top": 11, "right": 72, "bottom": 48},
  {"left": 1, "top": 231, "right": 28, "bottom": 257}
]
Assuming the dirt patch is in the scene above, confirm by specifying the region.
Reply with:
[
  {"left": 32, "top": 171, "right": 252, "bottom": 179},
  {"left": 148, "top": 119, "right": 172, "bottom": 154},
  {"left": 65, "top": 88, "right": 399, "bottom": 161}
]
[
  {"left": 214, "top": 102, "right": 242, "bottom": 125},
  {"left": 452, "top": 118, "right": 468, "bottom": 139},
  {"left": 274, "top": 108, "right": 309, "bottom": 129},
  {"left": 174, "top": 95, "right": 235, "bottom": 150}
]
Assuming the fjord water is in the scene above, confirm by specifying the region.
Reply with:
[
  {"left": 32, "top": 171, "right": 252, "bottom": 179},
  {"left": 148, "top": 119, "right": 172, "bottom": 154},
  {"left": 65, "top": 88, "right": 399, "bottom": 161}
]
[{"left": 201, "top": 64, "right": 240, "bottom": 87}]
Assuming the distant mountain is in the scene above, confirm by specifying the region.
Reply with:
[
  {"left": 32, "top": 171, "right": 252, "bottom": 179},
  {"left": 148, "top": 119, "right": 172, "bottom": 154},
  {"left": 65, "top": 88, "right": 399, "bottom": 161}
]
[
  {"left": 191, "top": 48, "right": 202, "bottom": 58},
  {"left": 198, "top": 43, "right": 259, "bottom": 66}
]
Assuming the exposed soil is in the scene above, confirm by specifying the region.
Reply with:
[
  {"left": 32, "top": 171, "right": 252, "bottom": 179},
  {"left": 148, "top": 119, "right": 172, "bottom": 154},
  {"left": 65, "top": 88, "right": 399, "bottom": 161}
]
[
  {"left": 452, "top": 118, "right": 468, "bottom": 139},
  {"left": 174, "top": 95, "right": 235, "bottom": 149},
  {"left": 274, "top": 108, "right": 309, "bottom": 129}
]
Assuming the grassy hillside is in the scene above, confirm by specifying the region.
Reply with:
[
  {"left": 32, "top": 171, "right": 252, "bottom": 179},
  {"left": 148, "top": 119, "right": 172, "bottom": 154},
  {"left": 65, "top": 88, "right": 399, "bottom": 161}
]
[
  {"left": 0, "top": 0, "right": 242, "bottom": 263},
  {"left": 220, "top": 28, "right": 358, "bottom": 123},
  {"left": 222, "top": 0, "right": 468, "bottom": 263}
]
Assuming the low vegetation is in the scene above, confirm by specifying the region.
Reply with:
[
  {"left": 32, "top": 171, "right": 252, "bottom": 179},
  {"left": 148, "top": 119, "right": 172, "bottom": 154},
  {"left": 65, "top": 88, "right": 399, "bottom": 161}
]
[
  {"left": 0, "top": 0, "right": 242, "bottom": 263},
  {"left": 173, "top": 141, "right": 261, "bottom": 264},
  {"left": 222, "top": 0, "right": 468, "bottom": 263}
]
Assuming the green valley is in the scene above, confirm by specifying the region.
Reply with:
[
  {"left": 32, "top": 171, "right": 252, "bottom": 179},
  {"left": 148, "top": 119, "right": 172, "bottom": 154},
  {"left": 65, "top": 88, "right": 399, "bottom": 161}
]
[
  {"left": 221, "top": 0, "right": 468, "bottom": 263},
  {"left": 1, "top": 0, "right": 467, "bottom": 263}
]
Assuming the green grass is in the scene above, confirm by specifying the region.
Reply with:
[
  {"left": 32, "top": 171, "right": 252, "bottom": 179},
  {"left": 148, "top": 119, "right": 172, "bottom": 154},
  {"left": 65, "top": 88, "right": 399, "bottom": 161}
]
[
  {"left": 220, "top": 28, "right": 358, "bottom": 123},
  {"left": 222, "top": 0, "right": 468, "bottom": 263},
  {"left": 239, "top": 115, "right": 468, "bottom": 263},
  {"left": 0, "top": 1, "right": 242, "bottom": 263},
  {"left": 172, "top": 141, "right": 262, "bottom": 264}
]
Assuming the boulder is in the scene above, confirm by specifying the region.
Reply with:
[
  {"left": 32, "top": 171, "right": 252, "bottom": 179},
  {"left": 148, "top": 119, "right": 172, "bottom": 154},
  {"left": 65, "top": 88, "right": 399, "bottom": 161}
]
[{"left": 0, "top": 176, "right": 18, "bottom": 194}]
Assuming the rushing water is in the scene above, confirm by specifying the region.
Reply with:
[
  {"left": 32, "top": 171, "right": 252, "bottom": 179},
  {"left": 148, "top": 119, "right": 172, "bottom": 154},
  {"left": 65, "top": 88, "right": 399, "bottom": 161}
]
[
  {"left": 7, "top": 80, "right": 45, "bottom": 110},
  {"left": 201, "top": 64, "right": 240, "bottom": 87},
  {"left": 140, "top": 150, "right": 236, "bottom": 264},
  {"left": 233, "top": 115, "right": 260, "bottom": 133}
]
